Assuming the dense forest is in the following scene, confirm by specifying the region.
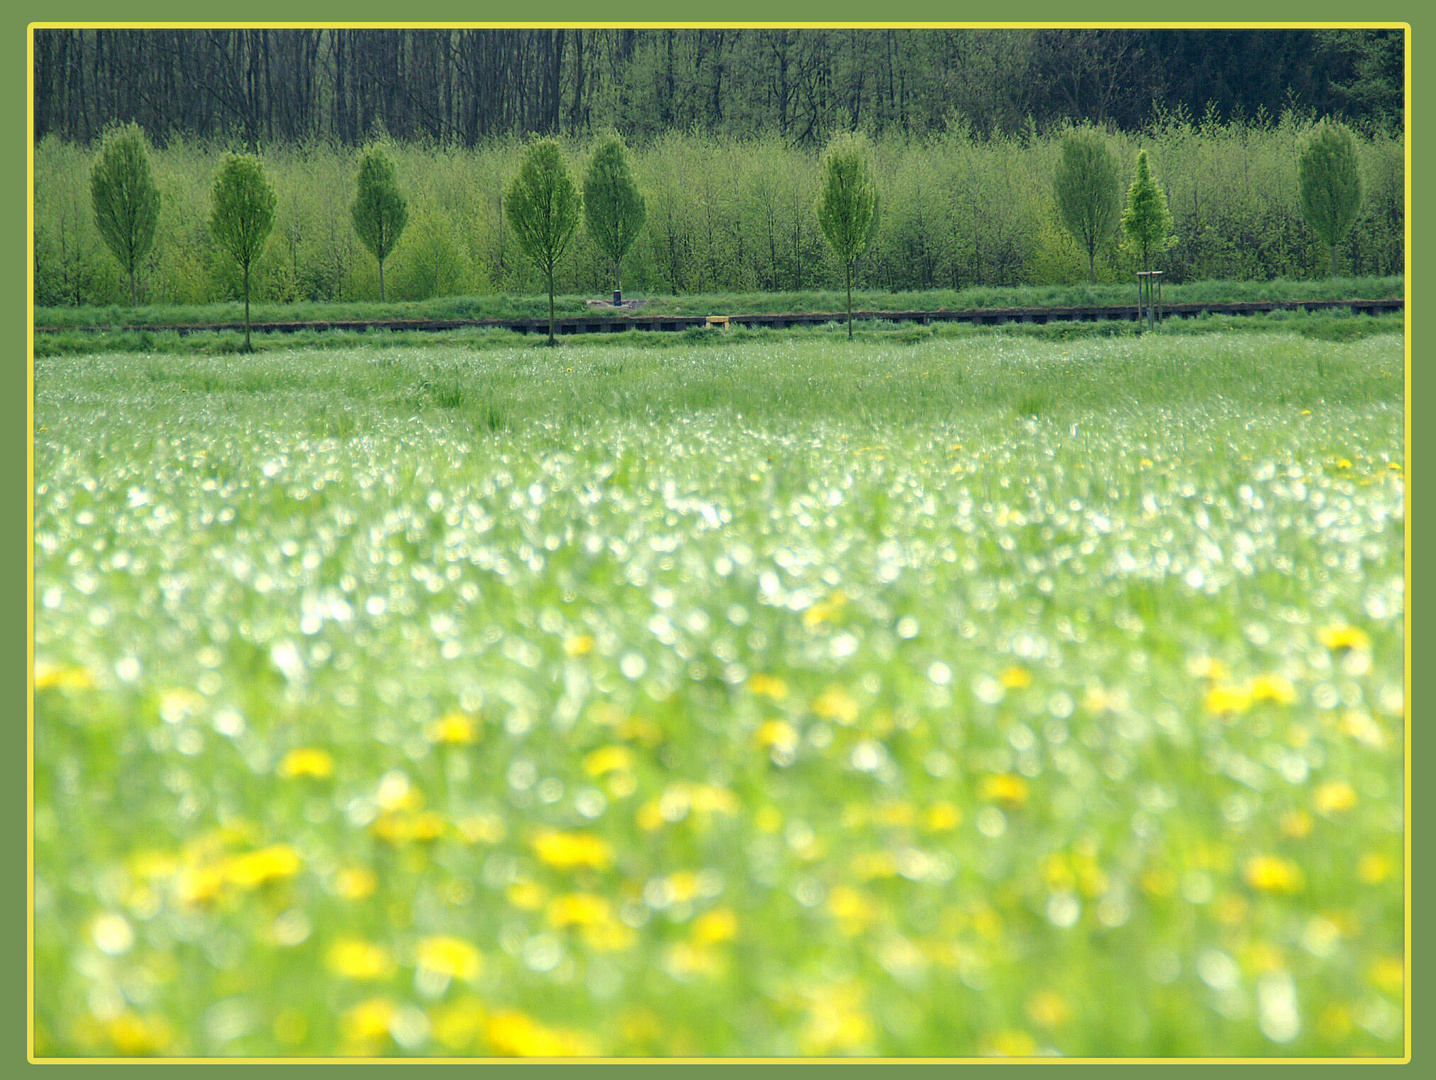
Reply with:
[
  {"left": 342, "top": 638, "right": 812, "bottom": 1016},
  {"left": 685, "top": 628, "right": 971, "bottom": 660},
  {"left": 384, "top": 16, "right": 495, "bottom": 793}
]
[{"left": 33, "top": 28, "right": 1404, "bottom": 148}]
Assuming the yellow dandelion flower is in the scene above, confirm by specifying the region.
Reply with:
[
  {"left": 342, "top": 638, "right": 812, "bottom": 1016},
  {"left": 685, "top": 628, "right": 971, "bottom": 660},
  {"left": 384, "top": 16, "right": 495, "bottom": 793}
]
[
  {"left": 531, "top": 829, "right": 613, "bottom": 870},
  {"left": 811, "top": 686, "right": 859, "bottom": 725},
  {"left": 372, "top": 811, "right": 447, "bottom": 844},
  {"left": 1319, "top": 625, "right": 1371, "bottom": 653},
  {"left": 982, "top": 1030, "right": 1039, "bottom": 1057},
  {"left": 756, "top": 719, "right": 799, "bottom": 752},
  {"left": 1280, "top": 809, "right": 1314, "bottom": 839},
  {"left": 1335, "top": 458, "right": 1353, "bottom": 470},
  {"left": 924, "top": 803, "right": 963, "bottom": 831},
  {"left": 1027, "top": 990, "right": 1071, "bottom": 1028},
  {"left": 486, "top": 1010, "right": 600, "bottom": 1057},
  {"left": 667, "top": 870, "right": 703, "bottom": 903},
  {"left": 636, "top": 800, "right": 665, "bottom": 832},
  {"left": 430, "top": 995, "right": 487, "bottom": 1053},
  {"left": 175, "top": 864, "right": 226, "bottom": 906},
  {"left": 978, "top": 774, "right": 1029, "bottom": 807},
  {"left": 1314, "top": 780, "right": 1358, "bottom": 815},
  {"left": 34, "top": 661, "right": 96, "bottom": 692},
  {"left": 335, "top": 866, "right": 378, "bottom": 900},
  {"left": 1244, "top": 854, "right": 1304, "bottom": 893},
  {"left": 416, "top": 936, "right": 483, "bottom": 983},
  {"left": 326, "top": 939, "right": 394, "bottom": 981},
  {"left": 1357, "top": 853, "right": 1394, "bottom": 884},
  {"left": 104, "top": 1011, "right": 174, "bottom": 1055},
  {"left": 1371, "top": 956, "right": 1404, "bottom": 995},
  {"left": 755, "top": 806, "right": 783, "bottom": 833},
  {"left": 748, "top": 674, "right": 789, "bottom": 701},
  {"left": 507, "top": 878, "right": 547, "bottom": 911},
  {"left": 1249, "top": 674, "right": 1296, "bottom": 705},
  {"left": 546, "top": 892, "right": 611, "bottom": 928},
  {"left": 563, "top": 633, "right": 595, "bottom": 657},
  {"left": 427, "top": 712, "right": 479, "bottom": 744},
  {"left": 341, "top": 997, "right": 397, "bottom": 1044},
  {"left": 225, "top": 844, "right": 302, "bottom": 889},
  {"left": 803, "top": 590, "right": 848, "bottom": 628},
  {"left": 692, "top": 907, "right": 739, "bottom": 944},
  {"left": 277, "top": 747, "right": 334, "bottom": 779},
  {"left": 1388, "top": 461, "right": 1403, "bottom": 471},
  {"left": 583, "top": 745, "right": 635, "bottom": 777},
  {"left": 827, "top": 886, "right": 880, "bottom": 937},
  {"left": 1000, "top": 665, "right": 1032, "bottom": 689}
]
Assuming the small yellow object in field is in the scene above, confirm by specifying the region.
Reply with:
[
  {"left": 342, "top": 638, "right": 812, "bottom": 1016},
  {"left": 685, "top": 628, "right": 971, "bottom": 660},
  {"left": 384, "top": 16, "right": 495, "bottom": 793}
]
[
  {"left": 417, "top": 936, "right": 483, "bottom": 982},
  {"left": 563, "top": 633, "right": 595, "bottom": 657},
  {"left": 1313, "top": 780, "right": 1358, "bottom": 815},
  {"left": 532, "top": 828, "right": 613, "bottom": 870},
  {"left": 326, "top": 939, "right": 394, "bottom": 980},
  {"left": 748, "top": 673, "right": 789, "bottom": 700},
  {"left": 706, "top": 315, "right": 729, "bottom": 329},
  {"left": 1249, "top": 674, "right": 1296, "bottom": 705},
  {"left": 1244, "top": 854, "right": 1304, "bottom": 893},
  {"left": 277, "top": 747, "right": 334, "bottom": 778},
  {"left": 427, "top": 711, "right": 479, "bottom": 744},
  {"left": 1319, "top": 624, "right": 1371, "bottom": 652},
  {"left": 978, "top": 774, "right": 1030, "bottom": 807},
  {"left": 999, "top": 665, "right": 1032, "bottom": 689},
  {"left": 1205, "top": 684, "right": 1252, "bottom": 715},
  {"left": 583, "top": 745, "right": 635, "bottom": 777}
]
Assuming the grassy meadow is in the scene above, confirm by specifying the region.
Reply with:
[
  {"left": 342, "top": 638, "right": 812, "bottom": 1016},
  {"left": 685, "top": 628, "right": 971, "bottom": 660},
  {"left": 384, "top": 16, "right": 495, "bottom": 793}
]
[{"left": 32, "top": 330, "right": 1405, "bottom": 1057}]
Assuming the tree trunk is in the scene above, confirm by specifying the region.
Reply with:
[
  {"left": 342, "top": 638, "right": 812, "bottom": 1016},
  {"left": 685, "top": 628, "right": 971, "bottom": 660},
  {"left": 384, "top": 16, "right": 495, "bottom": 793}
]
[
  {"left": 379, "top": 257, "right": 386, "bottom": 303},
  {"left": 129, "top": 265, "right": 137, "bottom": 307},
  {"left": 846, "top": 262, "right": 853, "bottom": 340},
  {"left": 615, "top": 256, "right": 623, "bottom": 302},
  {"left": 1330, "top": 242, "right": 1339, "bottom": 278},
  {"left": 1087, "top": 246, "right": 1096, "bottom": 285},
  {"left": 547, "top": 269, "right": 556, "bottom": 346},
  {"left": 243, "top": 262, "right": 252, "bottom": 351}
]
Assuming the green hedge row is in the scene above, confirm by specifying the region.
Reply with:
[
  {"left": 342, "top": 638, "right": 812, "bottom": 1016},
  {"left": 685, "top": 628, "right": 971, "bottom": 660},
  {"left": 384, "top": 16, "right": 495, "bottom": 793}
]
[{"left": 33, "top": 114, "right": 1404, "bottom": 309}]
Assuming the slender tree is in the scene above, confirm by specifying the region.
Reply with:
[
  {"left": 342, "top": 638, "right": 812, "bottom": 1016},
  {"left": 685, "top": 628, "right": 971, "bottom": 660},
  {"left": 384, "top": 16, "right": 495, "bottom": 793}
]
[
  {"left": 90, "top": 123, "right": 161, "bottom": 306},
  {"left": 506, "top": 139, "right": 582, "bottom": 346},
  {"left": 210, "top": 153, "right": 276, "bottom": 351},
  {"left": 816, "top": 132, "right": 879, "bottom": 339},
  {"left": 351, "top": 146, "right": 408, "bottom": 302},
  {"left": 1298, "top": 121, "right": 1365, "bottom": 277},
  {"left": 583, "top": 134, "right": 646, "bottom": 303},
  {"left": 1121, "top": 148, "right": 1176, "bottom": 274},
  {"left": 1054, "top": 128, "right": 1121, "bottom": 285}
]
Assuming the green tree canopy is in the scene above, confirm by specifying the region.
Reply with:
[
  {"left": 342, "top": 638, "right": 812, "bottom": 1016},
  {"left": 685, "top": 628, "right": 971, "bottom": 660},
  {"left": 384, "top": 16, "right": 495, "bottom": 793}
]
[
  {"left": 351, "top": 147, "right": 409, "bottom": 303},
  {"left": 816, "top": 132, "right": 879, "bottom": 339},
  {"left": 1298, "top": 121, "right": 1365, "bottom": 277},
  {"left": 1054, "top": 128, "right": 1121, "bottom": 285},
  {"left": 583, "top": 135, "right": 647, "bottom": 302},
  {"left": 90, "top": 123, "right": 161, "bottom": 306},
  {"left": 1120, "top": 148, "right": 1176, "bottom": 274},
  {"left": 506, "top": 139, "right": 582, "bottom": 345},
  {"left": 209, "top": 153, "right": 277, "bottom": 351}
]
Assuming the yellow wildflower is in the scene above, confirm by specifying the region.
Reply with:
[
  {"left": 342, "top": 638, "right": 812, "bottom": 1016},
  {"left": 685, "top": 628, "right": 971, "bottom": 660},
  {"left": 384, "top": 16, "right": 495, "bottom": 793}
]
[
  {"left": 811, "top": 686, "right": 859, "bottom": 725},
  {"left": 341, "top": 997, "right": 397, "bottom": 1044},
  {"left": 756, "top": 719, "right": 799, "bottom": 752},
  {"left": 1000, "top": 665, "right": 1032, "bottom": 689},
  {"left": 372, "top": 810, "right": 447, "bottom": 844},
  {"left": 376, "top": 771, "right": 422, "bottom": 813},
  {"left": 427, "top": 712, "right": 479, "bottom": 744},
  {"left": 277, "top": 747, "right": 334, "bottom": 779},
  {"left": 486, "top": 1010, "right": 600, "bottom": 1057},
  {"left": 1319, "top": 625, "right": 1371, "bottom": 653},
  {"left": 546, "top": 892, "right": 611, "bottom": 928},
  {"left": 1186, "top": 656, "right": 1229, "bottom": 681},
  {"left": 803, "top": 590, "right": 847, "bottom": 628},
  {"left": 692, "top": 907, "right": 739, "bottom": 944},
  {"left": 1371, "top": 956, "right": 1404, "bottom": 995},
  {"left": 827, "top": 886, "right": 881, "bottom": 937},
  {"left": 326, "top": 939, "right": 394, "bottom": 981},
  {"left": 507, "top": 878, "right": 547, "bottom": 911},
  {"left": 924, "top": 803, "right": 963, "bottom": 831},
  {"left": 224, "top": 844, "right": 302, "bottom": 889},
  {"left": 416, "top": 936, "right": 483, "bottom": 983},
  {"left": 1335, "top": 458, "right": 1353, "bottom": 470},
  {"left": 1249, "top": 674, "right": 1296, "bottom": 705},
  {"left": 982, "top": 1030, "right": 1039, "bottom": 1057},
  {"left": 563, "top": 633, "right": 595, "bottom": 657},
  {"left": 748, "top": 674, "right": 789, "bottom": 701},
  {"left": 583, "top": 745, "right": 635, "bottom": 777},
  {"left": 1206, "top": 682, "right": 1253, "bottom": 714},
  {"left": 798, "top": 982, "right": 874, "bottom": 1055},
  {"left": 34, "top": 661, "right": 96, "bottom": 692},
  {"left": 1358, "top": 853, "right": 1395, "bottom": 884},
  {"left": 531, "top": 829, "right": 613, "bottom": 870},
  {"left": 1244, "top": 854, "right": 1304, "bottom": 893},
  {"left": 978, "top": 774, "right": 1029, "bottom": 807},
  {"left": 335, "top": 867, "right": 378, "bottom": 900},
  {"left": 104, "top": 1011, "right": 174, "bottom": 1055},
  {"left": 1314, "top": 780, "right": 1358, "bottom": 815}
]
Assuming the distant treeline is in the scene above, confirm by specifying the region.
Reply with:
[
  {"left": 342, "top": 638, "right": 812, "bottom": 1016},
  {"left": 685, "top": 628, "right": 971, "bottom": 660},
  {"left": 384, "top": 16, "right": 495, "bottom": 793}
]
[
  {"left": 33, "top": 28, "right": 1404, "bottom": 148},
  {"left": 33, "top": 117, "right": 1404, "bottom": 309}
]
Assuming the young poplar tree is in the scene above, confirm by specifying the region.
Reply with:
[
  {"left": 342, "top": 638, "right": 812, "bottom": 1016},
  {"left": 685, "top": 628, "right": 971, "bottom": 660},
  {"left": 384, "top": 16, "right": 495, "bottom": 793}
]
[
  {"left": 816, "top": 133, "right": 879, "bottom": 340},
  {"left": 583, "top": 135, "right": 647, "bottom": 304},
  {"left": 90, "top": 123, "right": 161, "bottom": 306},
  {"left": 210, "top": 154, "right": 277, "bottom": 352},
  {"left": 1121, "top": 149, "right": 1176, "bottom": 275},
  {"left": 506, "top": 139, "right": 582, "bottom": 346},
  {"left": 1298, "top": 121, "right": 1365, "bottom": 277},
  {"left": 1054, "top": 128, "right": 1120, "bottom": 285},
  {"left": 351, "top": 146, "right": 408, "bottom": 303}
]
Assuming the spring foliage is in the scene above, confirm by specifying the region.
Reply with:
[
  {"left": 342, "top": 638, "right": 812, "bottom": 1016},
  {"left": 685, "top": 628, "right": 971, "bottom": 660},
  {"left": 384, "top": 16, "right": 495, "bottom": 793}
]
[
  {"left": 1121, "top": 149, "right": 1176, "bottom": 274},
  {"left": 1054, "top": 129, "right": 1121, "bottom": 285},
  {"left": 89, "top": 123, "right": 160, "bottom": 306},
  {"left": 210, "top": 154, "right": 276, "bottom": 349},
  {"left": 583, "top": 136, "right": 646, "bottom": 299},
  {"left": 1298, "top": 122, "right": 1365, "bottom": 276},
  {"left": 351, "top": 147, "right": 409, "bottom": 302},
  {"left": 506, "top": 140, "right": 582, "bottom": 343},
  {"left": 817, "top": 133, "right": 879, "bottom": 338}
]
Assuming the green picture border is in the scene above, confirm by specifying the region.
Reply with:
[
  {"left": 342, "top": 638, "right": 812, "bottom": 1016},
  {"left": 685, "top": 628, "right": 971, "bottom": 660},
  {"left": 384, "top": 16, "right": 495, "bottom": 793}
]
[{"left": 13, "top": 3, "right": 1420, "bottom": 1078}]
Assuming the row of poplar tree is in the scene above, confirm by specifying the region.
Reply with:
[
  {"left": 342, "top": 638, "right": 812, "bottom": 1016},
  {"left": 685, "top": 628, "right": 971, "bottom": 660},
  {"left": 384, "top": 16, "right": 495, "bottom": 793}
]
[{"left": 86, "top": 121, "right": 1371, "bottom": 346}]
